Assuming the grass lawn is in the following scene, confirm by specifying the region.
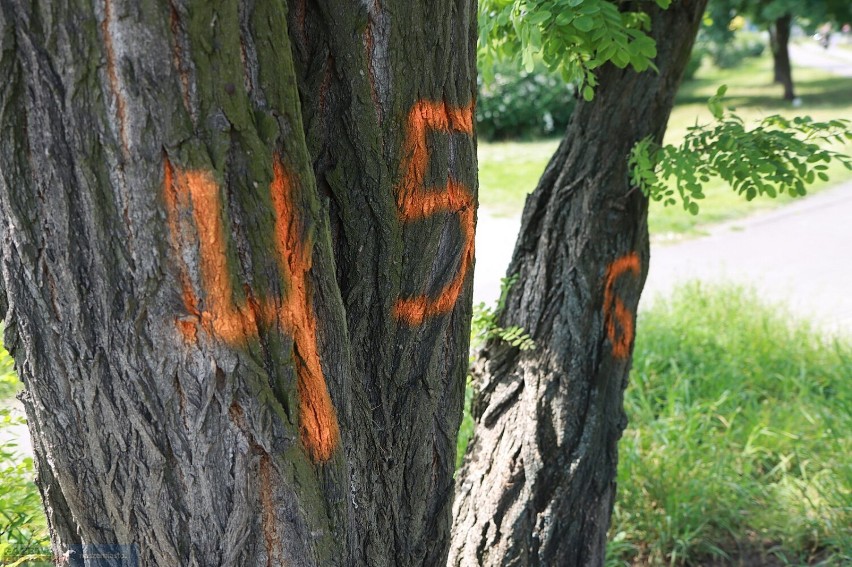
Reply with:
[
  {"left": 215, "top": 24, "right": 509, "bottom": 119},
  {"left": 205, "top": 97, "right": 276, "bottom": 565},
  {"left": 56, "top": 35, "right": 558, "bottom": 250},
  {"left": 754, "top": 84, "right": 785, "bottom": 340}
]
[
  {"left": 478, "top": 54, "right": 852, "bottom": 238},
  {"left": 607, "top": 283, "right": 852, "bottom": 565}
]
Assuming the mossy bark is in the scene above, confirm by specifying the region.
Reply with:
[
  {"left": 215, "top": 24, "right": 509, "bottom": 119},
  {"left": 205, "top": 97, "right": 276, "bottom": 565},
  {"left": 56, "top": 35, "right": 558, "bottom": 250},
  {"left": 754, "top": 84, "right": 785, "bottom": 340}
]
[
  {"left": 0, "top": 1, "right": 475, "bottom": 565},
  {"left": 449, "top": 2, "right": 708, "bottom": 566}
]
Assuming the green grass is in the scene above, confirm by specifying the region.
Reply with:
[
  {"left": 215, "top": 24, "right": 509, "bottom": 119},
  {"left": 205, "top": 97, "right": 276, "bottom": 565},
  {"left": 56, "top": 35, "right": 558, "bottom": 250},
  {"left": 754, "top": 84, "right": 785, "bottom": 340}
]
[
  {"left": 607, "top": 283, "right": 851, "bottom": 565},
  {"left": 479, "top": 54, "right": 852, "bottom": 237},
  {"left": 477, "top": 138, "right": 561, "bottom": 217}
]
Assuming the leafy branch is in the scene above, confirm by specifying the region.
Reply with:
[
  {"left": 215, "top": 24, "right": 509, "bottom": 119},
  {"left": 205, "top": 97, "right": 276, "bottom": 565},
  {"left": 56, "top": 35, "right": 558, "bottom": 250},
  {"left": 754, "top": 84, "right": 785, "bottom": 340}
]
[
  {"left": 471, "top": 275, "right": 536, "bottom": 352},
  {"left": 630, "top": 85, "right": 852, "bottom": 214},
  {"left": 479, "top": 0, "right": 671, "bottom": 100}
]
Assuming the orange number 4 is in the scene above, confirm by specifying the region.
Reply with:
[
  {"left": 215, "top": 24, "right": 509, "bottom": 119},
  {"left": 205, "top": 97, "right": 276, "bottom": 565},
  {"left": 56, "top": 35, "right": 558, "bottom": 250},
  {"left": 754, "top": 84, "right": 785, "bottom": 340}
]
[{"left": 163, "top": 155, "right": 339, "bottom": 463}]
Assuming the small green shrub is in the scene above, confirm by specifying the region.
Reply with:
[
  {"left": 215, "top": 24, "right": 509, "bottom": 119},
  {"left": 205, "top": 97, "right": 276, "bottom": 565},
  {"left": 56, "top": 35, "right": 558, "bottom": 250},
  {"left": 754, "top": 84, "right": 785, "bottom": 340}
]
[
  {"left": 608, "top": 283, "right": 852, "bottom": 565},
  {"left": 457, "top": 276, "right": 535, "bottom": 468},
  {"left": 682, "top": 46, "right": 706, "bottom": 81},
  {"left": 695, "top": 30, "right": 766, "bottom": 70},
  {"left": 0, "top": 412, "right": 50, "bottom": 564},
  {"left": 477, "top": 62, "right": 576, "bottom": 141}
]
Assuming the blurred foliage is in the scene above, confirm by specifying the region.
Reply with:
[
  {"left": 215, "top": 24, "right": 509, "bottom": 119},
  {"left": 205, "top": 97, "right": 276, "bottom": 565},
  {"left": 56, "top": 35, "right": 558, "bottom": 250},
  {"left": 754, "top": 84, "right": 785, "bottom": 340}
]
[
  {"left": 700, "top": 31, "right": 766, "bottom": 70},
  {"left": 0, "top": 343, "right": 50, "bottom": 566},
  {"left": 477, "top": 61, "right": 576, "bottom": 140},
  {"left": 0, "top": 412, "right": 50, "bottom": 564},
  {"left": 0, "top": 343, "right": 19, "bottom": 400},
  {"left": 688, "top": 4, "right": 766, "bottom": 73}
]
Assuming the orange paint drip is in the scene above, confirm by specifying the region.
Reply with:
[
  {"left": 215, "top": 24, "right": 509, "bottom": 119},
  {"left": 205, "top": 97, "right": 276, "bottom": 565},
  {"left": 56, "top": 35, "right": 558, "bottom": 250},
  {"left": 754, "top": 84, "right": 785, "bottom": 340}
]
[
  {"left": 603, "top": 253, "right": 641, "bottom": 359},
  {"left": 394, "top": 101, "right": 476, "bottom": 324},
  {"left": 269, "top": 156, "right": 339, "bottom": 462}
]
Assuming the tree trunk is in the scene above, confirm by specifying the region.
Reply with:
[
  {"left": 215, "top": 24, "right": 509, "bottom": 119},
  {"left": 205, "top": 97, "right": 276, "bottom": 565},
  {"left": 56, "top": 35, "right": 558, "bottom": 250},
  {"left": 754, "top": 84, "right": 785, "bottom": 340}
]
[
  {"left": 449, "top": 2, "right": 707, "bottom": 566},
  {"left": 770, "top": 14, "right": 795, "bottom": 100},
  {"left": 0, "top": 1, "right": 475, "bottom": 565}
]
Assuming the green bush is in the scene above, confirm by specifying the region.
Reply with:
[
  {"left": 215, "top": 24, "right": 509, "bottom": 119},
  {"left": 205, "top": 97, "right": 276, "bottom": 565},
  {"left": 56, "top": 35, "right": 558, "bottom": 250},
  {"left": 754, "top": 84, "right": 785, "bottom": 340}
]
[
  {"left": 608, "top": 283, "right": 851, "bottom": 565},
  {"left": 477, "top": 62, "right": 576, "bottom": 141},
  {"left": 0, "top": 412, "right": 50, "bottom": 564},
  {"left": 701, "top": 31, "right": 767, "bottom": 70},
  {"left": 682, "top": 46, "right": 706, "bottom": 81}
]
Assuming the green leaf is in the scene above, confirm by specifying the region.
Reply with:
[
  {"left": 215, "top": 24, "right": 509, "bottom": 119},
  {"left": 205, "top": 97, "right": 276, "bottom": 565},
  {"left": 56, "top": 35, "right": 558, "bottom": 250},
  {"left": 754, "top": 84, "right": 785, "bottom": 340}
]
[
  {"left": 573, "top": 15, "right": 595, "bottom": 32},
  {"left": 527, "top": 10, "right": 551, "bottom": 25}
]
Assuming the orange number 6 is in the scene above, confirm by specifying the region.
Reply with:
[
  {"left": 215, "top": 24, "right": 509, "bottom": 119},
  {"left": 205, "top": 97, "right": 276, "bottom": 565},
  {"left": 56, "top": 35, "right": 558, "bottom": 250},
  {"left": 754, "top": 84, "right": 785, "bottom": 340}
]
[{"left": 603, "top": 253, "right": 641, "bottom": 359}]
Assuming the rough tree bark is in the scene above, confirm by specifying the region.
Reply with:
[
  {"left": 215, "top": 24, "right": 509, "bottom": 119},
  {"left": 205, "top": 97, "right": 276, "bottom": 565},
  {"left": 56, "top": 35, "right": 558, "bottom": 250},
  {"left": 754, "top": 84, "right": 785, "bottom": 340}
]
[
  {"left": 450, "top": 2, "right": 708, "bottom": 566},
  {"left": 769, "top": 14, "right": 796, "bottom": 100},
  {"left": 0, "top": 1, "right": 474, "bottom": 565}
]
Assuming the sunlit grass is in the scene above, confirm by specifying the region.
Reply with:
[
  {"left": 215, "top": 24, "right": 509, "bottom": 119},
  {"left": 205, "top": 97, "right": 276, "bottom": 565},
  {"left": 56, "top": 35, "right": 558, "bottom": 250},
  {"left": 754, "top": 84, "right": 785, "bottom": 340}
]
[
  {"left": 478, "top": 54, "right": 852, "bottom": 237},
  {"left": 607, "top": 283, "right": 852, "bottom": 565}
]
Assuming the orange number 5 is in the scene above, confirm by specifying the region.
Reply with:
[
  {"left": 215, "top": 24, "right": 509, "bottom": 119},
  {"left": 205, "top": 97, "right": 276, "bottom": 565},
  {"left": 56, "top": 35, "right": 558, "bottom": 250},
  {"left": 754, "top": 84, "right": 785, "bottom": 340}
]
[{"left": 393, "top": 100, "right": 476, "bottom": 325}]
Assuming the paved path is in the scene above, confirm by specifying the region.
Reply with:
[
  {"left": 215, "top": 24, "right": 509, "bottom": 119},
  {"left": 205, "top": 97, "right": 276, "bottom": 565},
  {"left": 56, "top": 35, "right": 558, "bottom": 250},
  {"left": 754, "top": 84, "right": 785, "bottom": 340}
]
[
  {"left": 475, "top": 181, "right": 852, "bottom": 336},
  {"left": 789, "top": 42, "right": 852, "bottom": 78},
  {"left": 642, "top": 182, "right": 852, "bottom": 335}
]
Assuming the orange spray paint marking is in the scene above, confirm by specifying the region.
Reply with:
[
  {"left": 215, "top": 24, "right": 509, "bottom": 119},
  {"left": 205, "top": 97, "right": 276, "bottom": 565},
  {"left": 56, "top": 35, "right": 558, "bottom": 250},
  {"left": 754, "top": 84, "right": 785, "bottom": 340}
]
[
  {"left": 603, "top": 253, "right": 641, "bottom": 359},
  {"left": 269, "top": 156, "right": 340, "bottom": 462},
  {"left": 163, "top": 156, "right": 339, "bottom": 462},
  {"left": 163, "top": 158, "right": 202, "bottom": 343},
  {"left": 394, "top": 100, "right": 475, "bottom": 325},
  {"left": 165, "top": 163, "right": 258, "bottom": 343}
]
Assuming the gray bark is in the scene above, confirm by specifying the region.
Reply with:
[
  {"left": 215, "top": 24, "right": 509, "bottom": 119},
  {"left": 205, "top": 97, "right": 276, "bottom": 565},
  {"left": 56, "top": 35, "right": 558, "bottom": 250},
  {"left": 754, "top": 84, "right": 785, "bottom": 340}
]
[
  {"left": 0, "top": 1, "right": 475, "bottom": 565},
  {"left": 449, "top": 2, "right": 708, "bottom": 565}
]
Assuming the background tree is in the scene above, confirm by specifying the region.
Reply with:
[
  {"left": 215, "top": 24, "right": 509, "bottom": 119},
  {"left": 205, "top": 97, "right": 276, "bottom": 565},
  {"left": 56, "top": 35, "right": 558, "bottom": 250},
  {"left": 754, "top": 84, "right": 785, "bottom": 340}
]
[
  {"left": 711, "top": 0, "right": 852, "bottom": 100},
  {"left": 450, "top": 0, "right": 850, "bottom": 564}
]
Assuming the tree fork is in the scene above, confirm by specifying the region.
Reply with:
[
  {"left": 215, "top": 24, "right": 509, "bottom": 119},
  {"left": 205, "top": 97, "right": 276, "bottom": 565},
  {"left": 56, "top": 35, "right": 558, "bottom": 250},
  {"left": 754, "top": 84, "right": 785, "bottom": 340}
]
[{"left": 0, "top": 0, "right": 477, "bottom": 564}]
